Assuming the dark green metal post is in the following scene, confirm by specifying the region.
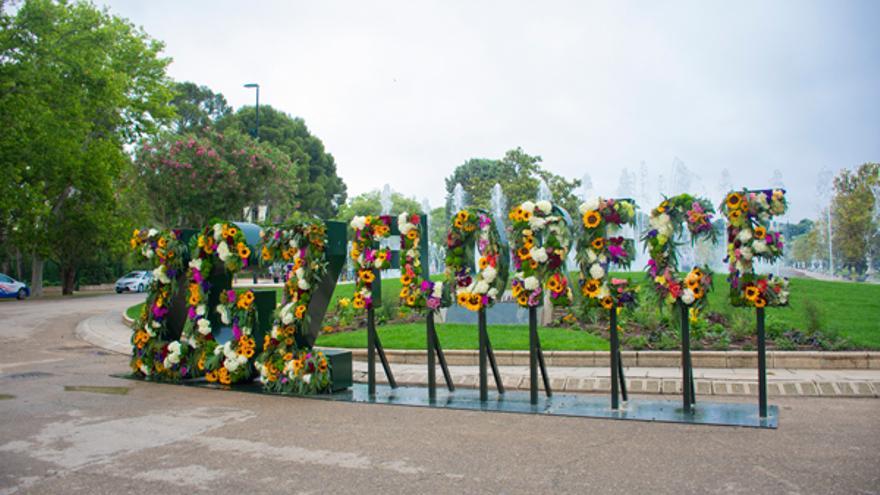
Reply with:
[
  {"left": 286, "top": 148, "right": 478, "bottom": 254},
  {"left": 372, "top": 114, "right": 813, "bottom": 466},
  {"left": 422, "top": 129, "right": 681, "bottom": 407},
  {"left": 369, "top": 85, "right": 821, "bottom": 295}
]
[
  {"left": 368, "top": 308, "right": 376, "bottom": 396},
  {"left": 610, "top": 306, "right": 620, "bottom": 410},
  {"left": 479, "top": 308, "right": 488, "bottom": 402},
  {"left": 486, "top": 332, "right": 504, "bottom": 393},
  {"left": 617, "top": 350, "right": 627, "bottom": 401},
  {"left": 435, "top": 329, "right": 455, "bottom": 391},
  {"left": 529, "top": 306, "right": 538, "bottom": 405},
  {"left": 427, "top": 311, "right": 436, "bottom": 400},
  {"left": 757, "top": 307, "right": 767, "bottom": 418},
  {"left": 680, "top": 302, "right": 693, "bottom": 412}
]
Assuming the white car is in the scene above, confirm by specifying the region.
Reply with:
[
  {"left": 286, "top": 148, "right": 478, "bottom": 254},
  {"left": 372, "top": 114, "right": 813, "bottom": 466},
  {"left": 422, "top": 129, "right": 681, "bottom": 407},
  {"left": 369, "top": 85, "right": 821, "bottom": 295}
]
[
  {"left": 115, "top": 271, "right": 153, "bottom": 293},
  {"left": 0, "top": 273, "right": 29, "bottom": 300}
]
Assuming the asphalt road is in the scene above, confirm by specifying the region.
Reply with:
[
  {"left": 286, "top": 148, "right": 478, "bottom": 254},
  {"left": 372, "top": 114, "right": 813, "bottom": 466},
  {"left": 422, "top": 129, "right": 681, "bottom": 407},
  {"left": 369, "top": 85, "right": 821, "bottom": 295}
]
[{"left": 1, "top": 294, "right": 879, "bottom": 494}]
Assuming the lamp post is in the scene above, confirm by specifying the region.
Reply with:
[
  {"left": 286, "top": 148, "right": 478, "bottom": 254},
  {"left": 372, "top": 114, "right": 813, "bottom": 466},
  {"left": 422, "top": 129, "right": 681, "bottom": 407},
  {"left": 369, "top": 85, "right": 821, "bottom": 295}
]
[
  {"left": 244, "top": 83, "right": 260, "bottom": 140},
  {"left": 244, "top": 83, "right": 260, "bottom": 284}
]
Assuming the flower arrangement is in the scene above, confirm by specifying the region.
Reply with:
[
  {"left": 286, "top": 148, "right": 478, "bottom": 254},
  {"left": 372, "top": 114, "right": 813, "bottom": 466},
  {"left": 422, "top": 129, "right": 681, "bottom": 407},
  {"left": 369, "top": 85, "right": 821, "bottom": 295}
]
[
  {"left": 643, "top": 194, "right": 717, "bottom": 308},
  {"left": 508, "top": 200, "right": 574, "bottom": 307},
  {"left": 397, "top": 212, "right": 443, "bottom": 312},
  {"left": 257, "top": 347, "right": 331, "bottom": 395},
  {"left": 721, "top": 189, "right": 789, "bottom": 307},
  {"left": 201, "top": 289, "right": 258, "bottom": 385},
  {"left": 260, "top": 220, "right": 329, "bottom": 316},
  {"left": 179, "top": 222, "right": 252, "bottom": 378},
  {"left": 575, "top": 198, "right": 638, "bottom": 310},
  {"left": 444, "top": 209, "right": 508, "bottom": 311},
  {"left": 128, "top": 228, "right": 189, "bottom": 380},
  {"left": 349, "top": 215, "right": 392, "bottom": 310}
]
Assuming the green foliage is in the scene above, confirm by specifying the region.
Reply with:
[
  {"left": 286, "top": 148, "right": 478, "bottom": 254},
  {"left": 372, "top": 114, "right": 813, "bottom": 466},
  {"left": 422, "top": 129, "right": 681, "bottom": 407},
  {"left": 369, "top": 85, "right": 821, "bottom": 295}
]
[
  {"left": 0, "top": 0, "right": 175, "bottom": 294},
  {"left": 170, "top": 81, "right": 232, "bottom": 134},
  {"left": 334, "top": 190, "right": 422, "bottom": 224},
  {"left": 135, "top": 128, "right": 298, "bottom": 227},
  {"left": 832, "top": 163, "right": 879, "bottom": 276},
  {"left": 218, "top": 105, "right": 347, "bottom": 218},
  {"left": 444, "top": 147, "right": 582, "bottom": 220}
]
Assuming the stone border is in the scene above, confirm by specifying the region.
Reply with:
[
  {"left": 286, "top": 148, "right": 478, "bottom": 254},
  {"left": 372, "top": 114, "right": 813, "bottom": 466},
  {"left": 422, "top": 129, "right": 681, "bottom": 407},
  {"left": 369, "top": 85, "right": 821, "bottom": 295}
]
[
  {"left": 323, "top": 348, "right": 880, "bottom": 370},
  {"left": 354, "top": 370, "right": 880, "bottom": 398}
]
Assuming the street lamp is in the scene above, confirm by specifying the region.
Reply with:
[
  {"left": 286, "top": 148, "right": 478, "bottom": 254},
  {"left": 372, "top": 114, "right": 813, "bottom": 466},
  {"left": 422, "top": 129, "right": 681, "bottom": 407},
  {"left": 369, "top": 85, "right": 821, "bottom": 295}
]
[{"left": 243, "top": 83, "right": 260, "bottom": 140}]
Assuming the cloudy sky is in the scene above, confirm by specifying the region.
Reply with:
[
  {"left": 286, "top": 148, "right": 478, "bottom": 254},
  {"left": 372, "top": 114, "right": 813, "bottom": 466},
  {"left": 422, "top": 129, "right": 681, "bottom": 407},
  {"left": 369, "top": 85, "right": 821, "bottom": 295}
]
[{"left": 101, "top": 0, "right": 879, "bottom": 220}]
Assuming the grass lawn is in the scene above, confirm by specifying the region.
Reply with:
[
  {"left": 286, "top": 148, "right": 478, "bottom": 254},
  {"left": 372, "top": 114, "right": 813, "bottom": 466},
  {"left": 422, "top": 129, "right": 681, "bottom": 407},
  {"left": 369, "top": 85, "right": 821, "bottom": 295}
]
[
  {"left": 124, "top": 273, "right": 880, "bottom": 350},
  {"left": 316, "top": 322, "right": 609, "bottom": 351}
]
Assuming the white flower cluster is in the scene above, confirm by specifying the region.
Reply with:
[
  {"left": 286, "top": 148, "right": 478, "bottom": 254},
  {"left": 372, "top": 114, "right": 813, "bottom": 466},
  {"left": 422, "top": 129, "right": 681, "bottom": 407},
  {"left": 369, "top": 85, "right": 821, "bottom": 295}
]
[
  {"left": 162, "top": 341, "right": 183, "bottom": 369},
  {"left": 398, "top": 212, "right": 421, "bottom": 261},
  {"left": 350, "top": 216, "right": 367, "bottom": 231},
  {"left": 279, "top": 302, "right": 296, "bottom": 325},
  {"left": 579, "top": 197, "right": 600, "bottom": 214},
  {"left": 216, "top": 340, "right": 248, "bottom": 372}
]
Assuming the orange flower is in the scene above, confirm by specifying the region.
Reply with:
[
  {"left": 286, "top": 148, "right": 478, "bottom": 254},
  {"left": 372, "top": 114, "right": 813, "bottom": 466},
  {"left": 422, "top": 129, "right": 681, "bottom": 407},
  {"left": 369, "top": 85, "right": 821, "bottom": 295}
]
[
  {"left": 237, "top": 242, "right": 251, "bottom": 259},
  {"left": 583, "top": 210, "right": 601, "bottom": 229},
  {"left": 591, "top": 237, "right": 605, "bottom": 250},
  {"left": 600, "top": 296, "right": 614, "bottom": 309},
  {"left": 262, "top": 246, "right": 272, "bottom": 261},
  {"left": 295, "top": 304, "right": 307, "bottom": 319},
  {"left": 358, "top": 270, "right": 375, "bottom": 284},
  {"left": 754, "top": 226, "right": 767, "bottom": 239}
]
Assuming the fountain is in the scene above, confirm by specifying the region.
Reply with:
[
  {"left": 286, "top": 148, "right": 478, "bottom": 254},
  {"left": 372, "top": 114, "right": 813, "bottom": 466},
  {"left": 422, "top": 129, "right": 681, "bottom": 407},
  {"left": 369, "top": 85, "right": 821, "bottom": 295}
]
[
  {"left": 537, "top": 178, "right": 552, "bottom": 202},
  {"left": 490, "top": 183, "right": 509, "bottom": 245},
  {"left": 451, "top": 183, "right": 466, "bottom": 213},
  {"left": 380, "top": 184, "right": 393, "bottom": 215},
  {"left": 581, "top": 173, "right": 593, "bottom": 201},
  {"left": 379, "top": 184, "right": 399, "bottom": 277},
  {"left": 816, "top": 167, "right": 834, "bottom": 276}
]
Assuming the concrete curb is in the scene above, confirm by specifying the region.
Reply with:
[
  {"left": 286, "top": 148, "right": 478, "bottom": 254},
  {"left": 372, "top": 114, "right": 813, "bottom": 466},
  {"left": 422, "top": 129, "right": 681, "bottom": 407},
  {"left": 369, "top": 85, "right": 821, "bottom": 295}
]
[{"left": 323, "top": 347, "right": 880, "bottom": 370}]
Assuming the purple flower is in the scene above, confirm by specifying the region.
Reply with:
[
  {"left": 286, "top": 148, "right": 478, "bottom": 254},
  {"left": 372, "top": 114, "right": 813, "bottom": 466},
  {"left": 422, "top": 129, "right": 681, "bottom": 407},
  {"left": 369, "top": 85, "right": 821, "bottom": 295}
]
[
  {"left": 187, "top": 306, "right": 197, "bottom": 319},
  {"left": 478, "top": 214, "right": 491, "bottom": 228},
  {"left": 421, "top": 280, "right": 433, "bottom": 292},
  {"left": 232, "top": 323, "right": 242, "bottom": 339},
  {"left": 227, "top": 289, "right": 237, "bottom": 302},
  {"left": 427, "top": 298, "right": 441, "bottom": 310}
]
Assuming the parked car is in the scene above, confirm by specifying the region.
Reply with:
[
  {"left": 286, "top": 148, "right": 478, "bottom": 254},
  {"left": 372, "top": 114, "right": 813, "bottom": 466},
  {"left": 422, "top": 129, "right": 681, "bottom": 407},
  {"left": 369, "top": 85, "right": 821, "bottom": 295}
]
[
  {"left": 115, "top": 271, "right": 152, "bottom": 293},
  {"left": 0, "top": 273, "right": 29, "bottom": 300}
]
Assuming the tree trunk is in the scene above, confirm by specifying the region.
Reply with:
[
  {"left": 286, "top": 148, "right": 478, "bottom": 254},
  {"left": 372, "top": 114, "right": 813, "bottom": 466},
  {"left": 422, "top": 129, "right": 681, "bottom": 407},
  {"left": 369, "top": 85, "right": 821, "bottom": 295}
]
[
  {"left": 30, "top": 254, "right": 44, "bottom": 298},
  {"left": 61, "top": 264, "right": 77, "bottom": 295},
  {"left": 15, "top": 248, "right": 23, "bottom": 280}
]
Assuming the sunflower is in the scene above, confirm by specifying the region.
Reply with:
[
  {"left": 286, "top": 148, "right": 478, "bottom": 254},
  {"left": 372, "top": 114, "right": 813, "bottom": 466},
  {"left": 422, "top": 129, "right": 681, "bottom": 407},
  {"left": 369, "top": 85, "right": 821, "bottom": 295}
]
[
  {"left": 262, "top": 246, "right": 272, "bottom": 261},
  {"left": 400, "top": 286, "right": 411, "bottom": 299},
  {"left": 374, "top": 224, "right": 390, "bottom": 237},
  {"left": 591, "top": 237, "right": 605, "bottom": 250},
  {"left": 453, "top": 218, "right": 464, "bottom": 229},
  {"left": 509, "top": 207, "right": 523, "bottom": 222},
  {"left": 407, "top": 230, "right": 419, "bottom": 241},
  {"left": 512, "top": 284, "right": 523, "bottom": 298},
  {"left": 468, "top": 294, "right": 482, "bottom": 310},
  {"left": 478, "top": 257, "right": 489, "bottom": 270},
  {"left": 517, "top": 293, "right": 529, "bottom": 306},
  {"left": 237, "top": 242, "right": 251, "bottom": 259},
  {"left": 376, "top": 251, "right": 388, "bottom": 263},
  {"left": 157, "top": 237, "right": 168, "bottom": 248},
  {"left": 600, "top": 296, "right": 615, "bottom": 309},
  {"left": 754, "top": 226, "right": 767, "bottom": 239},
  {"left": 692, "top": 286, "right": 704, "bottom": 299},
  {"left": 730, "top": 209, "right": 742, "bottom": 221},
  {"left": 523, "top": 236, "right": 534, "bottom": 249},
  {"left": 753, "top": 296, "right": 767, "bottom": 308},
  {"left": 218, "top": 368, "right": 231, "bottom": 385},
  {"left": 726, "top": 192, "right": 742, "bottom": 210},
  {"left": 456, "top": 210, "right": 469, "bottom": 223},
  {"left": 358, "top": 270, "right": 375, "bottom": 283},
  {"left": 318, "top": 357, "right": 328, "bottom": 373},
  {"left": 546, "top": 275, "right": 563, "bottom": 294},
  {"left": 583, "top": 210, "right": 601, "bottom": 229},
  {"left": 518, "top": 247, "right": 531, "bottom": 260},
  {"left": 582, "top": 279, "right": 601, "bottom": 298},
  {"left": 228, "top": 227, "right": 238, "bottom": 237},
  {"left": 350, "top": 246, "right": 361, "bottom": 260},
  {"left": 205, "top": 370, "right": 218, "bottom": 383},
  {"left": 686, "top": 277, "right": 700, "bottom": 290},
  {"left": 283, "top": 352, "right": 294, "bottom": 361},
  {"left": 743, "top": 285, "right": 760, "bottom": 301},
  {"left": 406, "top": 294, "right": 417, "bottom": 306},
  {"left": 295, "top": 304, "right": 307, "bottom": 318},
  {"left": 690, "top": 268, "right": 703, "bottom": 279},
  {"left": 457, "top": 292, "right": 470, "bottom": 307},
  {"left": 221, "top": 224, "right": 230, "bottom": 238},
  {"left": 401, "top": 274, "right": 412, "bottom": 285},
  {"left": 529, "top": 259, "right": 539, "bottom": 270}
]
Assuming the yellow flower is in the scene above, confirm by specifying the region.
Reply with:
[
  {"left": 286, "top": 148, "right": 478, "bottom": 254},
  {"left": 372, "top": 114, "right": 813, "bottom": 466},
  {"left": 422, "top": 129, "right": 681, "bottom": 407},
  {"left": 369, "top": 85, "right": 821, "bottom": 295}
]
[
  {"left": 583, "top": 210, "right": 601, "bottom": 229},
  {"left": 262, "top": 246, "right": 272, "bottom": 261},
  {"left": 726, "top": 192, "right": 742, "bottom": 210},
  {"left": 582, "top": 279, "right": 601, "bottom": 298},
  {"left": 295, "top": 304, "right": 307, "bottom": 318},
  {"left": 591, "top": 237, "right": 605, "bottom": 250},
  {"left": 400, "top": 286, "right": 411, "bottom": 298},
  {"left": 600, "top": 296, "right": 614, "bottom": 309},
  {"left": 358, "top": 270, "right": 375, "bottom": 283},
  {"left": 754, "top": 226, "right": 767, "bottom": 239},
  {"left": 338, "top": 297, "right": 351, "bottom": 308},
  {"left": 406, "top": 230, "right": 418, "bottom": 241},
  {"left": 237, "top": 242, "right": 251, "bottom": 259}
]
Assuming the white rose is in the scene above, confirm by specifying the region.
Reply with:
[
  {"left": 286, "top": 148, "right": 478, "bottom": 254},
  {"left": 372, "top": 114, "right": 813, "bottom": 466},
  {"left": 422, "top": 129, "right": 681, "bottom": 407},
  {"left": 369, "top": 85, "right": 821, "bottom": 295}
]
[
  {"left": 579, "top": 197, "right": 600, "bottom": 214},
  {"left": 587, "top": 250, "right": 597, "bottom": 262},
  {"left": 740, "top": 247, "right": 753, "bottom": 260},
  {"left": 432, "top": 282, "right": 443, "bottom": 298},
  {"left": 528, "top": 216, "right": 547, "bottom": 230},
  {"left": 398, "top": 212, "right": 408, "bottom": 226},
  {"left": 151, "top": 321, "right": 161, "bottom": 329},
  {"left": 168, "top": 341, "right": 181, "bottom": 354},
  {"left": 188, "top": 259, "right": 202, "bottom": 271},
  {"left": 521, "top": 201, "right": 536, "bottom": 213},
  {"left": 482, "top": 266, "right": 497, "bottom": 283},
  {"left": 225, "top": 359, "right": 239, "bottom": 372},
  {"left": 536, "top": 200, "right": 552, "bottom": 214},
  {"left": 297, "top": 278, "right": 310, "bottom": 290},
  {"left": 217, "top": 305, "right": 230, "bottom": 324},
  {"left": 196, "top": 304, "right": 206, "bottom": 316},
  {"left": 524, "top": 276, "right": 539, "bottom": 291},
  {"left": 148, "top": 228, "right": 158, "bottom": 237},
  {"left": 271, "top": 326, "right": 280, "bottom": 339},
  {"left": 217, "top": 242, "right": 231, "bottom": 261},
  {"left": 144, "top": 249, "right": 154, "bottom": 259},
  {"left": 289, "top": 240, "right": 297, "bottom": 248},
  {"left": 295, "top": 267, "right": 305, "bottom": 279},
  {"left": 197, "top": 318, "right": 212, "bottom": 335},
  {"left": 752, "top": 240, "right": 768, "bottom": 253},
  {"left": 589, "top": 263, "right": 605, "bottom": 280},
  {"left": 280, "top": 303, "right": 294, "bottom": 324},
  {"left": 350, "top": 216, "right": 367, "bottom": 231},
  {"left": 474, "top": 281, "right": 489, "bottom": 294},
  {"left": 681, "top": 289, "right": 695, "bottom": 305},
  {"left": 152, "top": 265, "right": 170, "bottom": 284},
  {"left": 597, "top": 285, "right": 610, "bottom": 299},
  {"left": 530, "top": 247, "right": 548, "bottom": 263},
  {"left": 737, "top": 229, "right": 752, "bottom": 243},
  {"left": 212, "top": 223, "right": 223, "bottom": 239},
  {"left": 488, "top": 288, "right": 499, "bottom": 299}
]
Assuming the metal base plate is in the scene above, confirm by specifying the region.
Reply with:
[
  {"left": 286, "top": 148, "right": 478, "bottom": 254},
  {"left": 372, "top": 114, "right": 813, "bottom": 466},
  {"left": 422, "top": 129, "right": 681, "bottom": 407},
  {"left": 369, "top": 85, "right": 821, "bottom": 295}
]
[{"left": 115, "top": 374, "right": 777, "bottom": 428}]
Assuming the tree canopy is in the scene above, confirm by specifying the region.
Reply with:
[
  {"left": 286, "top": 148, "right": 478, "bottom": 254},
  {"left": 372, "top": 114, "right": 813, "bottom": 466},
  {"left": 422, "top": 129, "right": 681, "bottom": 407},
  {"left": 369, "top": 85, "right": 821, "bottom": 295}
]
[
  {"left": 334, "top": 190, "right": 422, "bottom": 225},
  {"left": 218, "top": 105, "right": 348, "bottom": 218},
  {"left": 169, "top": 81, "right": 231, "bottom": 134}
]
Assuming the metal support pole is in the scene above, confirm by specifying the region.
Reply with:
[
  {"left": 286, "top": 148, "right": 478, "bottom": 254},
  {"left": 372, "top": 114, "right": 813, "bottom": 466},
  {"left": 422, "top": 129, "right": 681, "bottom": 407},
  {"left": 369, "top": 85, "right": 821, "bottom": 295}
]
[
  {"left": 427, "top": 312, "right": 436, "bottom": 400},
  {"left": 485, "top": 332, "right": 505, "bottom": 393},
  {"left": 757, "top": 307, "right": 768, "bottom": 418},
  {"left": 537, "top": 337, "right": 552, "bottom": 397},
  {"left": 529, "top": 307, "right": 538, "bottom": 405},
  {"left": 368, "top": 308, "right": 376, "bottom": 396},
  {"left": 610, "top": 306, "right": 620, "bottom": 410},
  {"left": 680, "top": 302, "right": 693, "bottom": 412},
  {"left": 435, "top": 331, "right": 455, "bottom": 391},
  {"left": 617, "top": 350, "right": 627, "bottom": 401},
  {"left": 374, "top": 331, "right": 397, "bottom": 389},
  {"left": 479, "top": 308, "right": 488, "bottom": 402}
]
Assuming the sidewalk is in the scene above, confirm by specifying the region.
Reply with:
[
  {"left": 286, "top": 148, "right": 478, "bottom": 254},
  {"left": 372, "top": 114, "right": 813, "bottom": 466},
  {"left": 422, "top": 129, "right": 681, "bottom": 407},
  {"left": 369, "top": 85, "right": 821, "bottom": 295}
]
[{"left": 77, "top": 310, "right": 880, "bottom": 398}]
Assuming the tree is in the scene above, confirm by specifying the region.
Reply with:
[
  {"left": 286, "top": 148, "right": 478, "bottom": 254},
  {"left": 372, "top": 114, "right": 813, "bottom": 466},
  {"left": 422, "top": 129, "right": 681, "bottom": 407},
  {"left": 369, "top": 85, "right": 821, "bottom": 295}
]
[
  {"left": 0, "top": 0, "right": 174, "bottom": 295},
  {"left": 135, "top": 128, "right": 300, "bottom": 228},
  {"left": 335, "top": 190, "right": 422, "bottom": 225},
  {"left": 218, "top": 105, "right": 347, "bottom": 218},
  {"left": 169, "top": 81, "right": 231, "bottom": 134},
  {"left": 831, "top": 163, "right": 879, "bottom": 277},
  {"left": 444, "top": 147, "right": 582, "bottom": 220}
]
